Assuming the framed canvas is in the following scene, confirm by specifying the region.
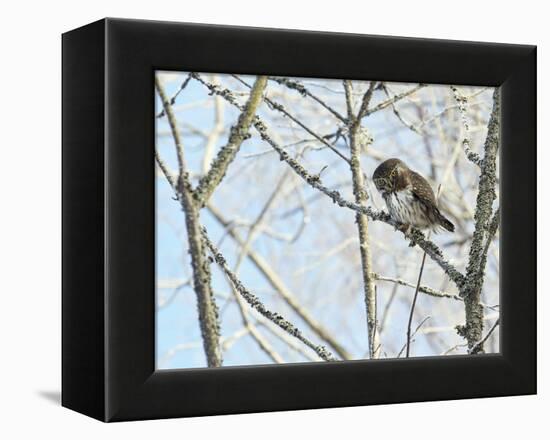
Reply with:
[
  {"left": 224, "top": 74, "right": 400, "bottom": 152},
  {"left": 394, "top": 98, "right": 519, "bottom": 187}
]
[{"left": 62, "top": 18, "right": 536, "bottom": 422}]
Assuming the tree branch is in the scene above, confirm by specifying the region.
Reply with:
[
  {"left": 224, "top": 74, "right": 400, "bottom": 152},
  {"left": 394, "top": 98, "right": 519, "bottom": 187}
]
[
  {"left": 458, "top": 88, "right": 500, "bottom": 351},
  {"left": 156, "top": 73, "right": 192, "bottom": 119},
  {"left": 450, "top": 85, "right": 483, "bottom": 166},
  {"left": 269, "top": 76, "right": 348, "bottom": 123},
  {"left": 155, "top": 76, "right": 187, "bottom": 181},
  {"left": 344, "top": 80, "right": 379, "bottom": 358},
  {"left": 207, "top": 204, "right": 352, "bottom": 360},
  {"left": 406, "top": 251, "right": 427, "bottom": 358},
  {"left": 364, "top": 84, "right": 426, "bottom": 116},
  {"left": 202, "top": 229, "right": 337, "bottom": 362},
  {"left": 156, "top": 77, "right": 222, "bottom": 367},
  {"left": 373, "top": 274, "right": 498, "bottom": 310},
  {"left": 202, "top": 78, "right": 225, "bottom": 174},
  {"left": 232, "top": 289, "right": 285, "bottom": 363},
  {"left": 374, "top": 274, "right": 459, "bottom": 300},
  {"left": 357, "top": 81, "right": 377, "bottom": 120},
  {"left": 234, "top": 75, "right": 351, "bottom": 164},
  {"left": 194, "top": 75, "right": 268, "bottom": 207},
  {"left": 184, "top": 201, "right": 223, "bottom": 367},
  {"left": 154, "top": 149, "right": 177, "bottom": 189},
  {"left": 469, "top": 318, "right": 499, "bottom": 354},
  {"left": 479, "top": 207, "right": 500, "bottom": 275}
]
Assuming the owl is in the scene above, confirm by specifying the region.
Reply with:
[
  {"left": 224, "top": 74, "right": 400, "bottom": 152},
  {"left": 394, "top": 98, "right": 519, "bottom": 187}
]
[{"left": 372, "top": 158, "right": 455, "bottom": 233}]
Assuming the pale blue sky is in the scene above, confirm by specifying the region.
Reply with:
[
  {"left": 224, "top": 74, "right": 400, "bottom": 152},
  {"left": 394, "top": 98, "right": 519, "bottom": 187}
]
[{"left": 155, "top": 72, "right": 499, "bottom": 369}]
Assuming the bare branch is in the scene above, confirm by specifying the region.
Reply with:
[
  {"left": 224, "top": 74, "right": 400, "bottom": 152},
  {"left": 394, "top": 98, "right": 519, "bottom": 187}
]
[
  {"left": 155, "top": 76, "right": 187, "bottom": 181},
  {"left": 397, "top": 316, "right": 431, "bottom": 358},
  {"left": 458, "top": 88, "right": 500, "bottom": 351},
  {"left": 233, "top": 75, "right": 351, "bottom": 164},
  {"left": 406, "top": 251, "right": 427, "bottom": 358},
  {"left": 202, "top": 77, "right": 225, "bottom": 174},
  {"left": 450, "top": 85, "right": 483, "bottom": 166},
  {"left": 203, "top": 229, "right": 337, "bottom": 362},
  {"left": 226, "top": 170, "right": 290, "bottom": 363},
  {"left": 479, "top": 207, "right": 500, "bottom": 274},
  {"left": 156, "top": 74, "right": 192, "bottom": 119},
  {"left": 374, "top": 274, "right": 498, "bottom": 310},
  {"left": 258, "top": 317, "right": 320, "bottom": 362},
  {"left": 154, "top": 149, "right": 177, "bottom": 188},
  {"left": 194, "top": 75, "right": 268, "bottom": 207},
  {"left": 186, "top": 223, "right": 223, "bottom": 367},
  {"left": 357, "top": 81, "right": 377, "bottom": 120},
  {"left": 344, "top": 80, "right": 379, "bottom": 358},
  {"left": 379, "top": 281, "right": 399, "bottom": 335},
  {"left": 232, "top": 290, "right": 285, "bottom": 363},
  {"left": 469, "top": 318, "right": 500, "bottom": 354},
  {"left": 269, "top": 76, "right": 348, "bottom": 123},
  {"left": 374, "top": 274, "right": 459, "bottom": 300},
  {"left": 364, "top": 84, "right": 426, "bottom": 116},
  {"left": 381, "top": 84, "right": 423, "bottom": 135},
  {"left": 207, "top": 204, "right": 352, "bottom": 360},
  {"left": 156, "top": 76, "right": 222, "bottom": 367}
]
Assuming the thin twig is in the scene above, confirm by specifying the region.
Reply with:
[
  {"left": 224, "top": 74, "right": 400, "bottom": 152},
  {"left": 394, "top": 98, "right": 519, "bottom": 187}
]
[
  {"left": 202, "top": 76, "right": 225, "bottom": 174},
  {"left": 381, "top": 84, "right": 422, "bottom": 135},
  {"left": 154, "top": 149, "right": 177, "bottom": 188},
  {"left": 233, "top": 291, "right": 285, "bottom": 363},
  {"left": 373, "top": 274, "right": 498, "bottom": 310},
  {"left": 156, "top": 74, "right": 192, "bottom": 118},
  {"left": 364, "top": 84, "right": 426, "bottom": 116},
  {"left": 406, "top": 251, "right": 428, "bottom": 358},
  {"left": 233, "top": 170, "right": 290, "bottom": 273},
  {"left": 406, "top": 183, "right": 442, "bottom": 358},
  {"left": 450, "top": 85, "right": 482, "bottom": 166},
  {"left": 269, "top": 76, "right": 348, "bottom": 123},
  {"left": 469, "top": 318, "right": 500, "bottom": 354},
  {"left": 397, "top": 316, "right": 431, "bottom": 358},
  {"left": 233, "top": 74, "right": 351, "bottom": 164},
  {"left": 155, "top": 76, "right": 187, "bottom": 181},
  {"left": 257, "top": 317, "right": 320, "bottom": 362},
  {"left": 374, "top": 274, "right": 457, "bottom": 300},
  {"left": 378, "top": 281, "right": 399, "bottom": 335},
  {"left": 357, "top": 81, "right": 378, "bottom": 120}
]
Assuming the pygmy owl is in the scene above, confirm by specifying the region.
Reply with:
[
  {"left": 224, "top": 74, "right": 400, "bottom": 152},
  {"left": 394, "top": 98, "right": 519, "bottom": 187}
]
[{"left": 372, "top": 158, "right": 455, "bottom": 233}]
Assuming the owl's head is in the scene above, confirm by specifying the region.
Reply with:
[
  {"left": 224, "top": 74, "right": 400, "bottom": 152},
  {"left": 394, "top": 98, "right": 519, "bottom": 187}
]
[{"left": 372, "top": 158, "right": 409, "bottom": 194}]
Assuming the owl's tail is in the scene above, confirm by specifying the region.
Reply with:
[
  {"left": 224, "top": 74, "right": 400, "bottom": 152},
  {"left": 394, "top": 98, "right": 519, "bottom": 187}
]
[{"left": 436, "top": 210, "right": 455, "bottom": 233}]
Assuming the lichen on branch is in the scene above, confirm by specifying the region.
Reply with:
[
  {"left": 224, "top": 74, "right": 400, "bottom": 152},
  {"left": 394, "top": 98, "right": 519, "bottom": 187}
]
[{"left": 458, "top": 88, "right": 500, "bottom": 352}]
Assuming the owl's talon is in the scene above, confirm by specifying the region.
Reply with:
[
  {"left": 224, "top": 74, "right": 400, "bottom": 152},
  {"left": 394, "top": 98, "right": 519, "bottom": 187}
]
[
  {"left": 397, "top": 224, "right": 416, "bottom": 246},
  {"left": 396, "top": 223, "right": 410, "bottom": 234}
]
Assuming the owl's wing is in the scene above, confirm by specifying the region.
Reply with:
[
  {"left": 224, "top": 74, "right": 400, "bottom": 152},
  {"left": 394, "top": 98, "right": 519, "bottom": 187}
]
[
  {"left": 409, "top": 170, "right": 437, "bottom": 208},
  {"left": 410, "top": 170, "right": 455, "bottom": 232}
]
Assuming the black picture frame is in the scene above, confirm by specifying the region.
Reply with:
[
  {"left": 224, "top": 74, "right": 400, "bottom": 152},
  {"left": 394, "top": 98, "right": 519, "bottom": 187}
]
[{"left": 62, "top": 18, "right": 536, "bottom": 422}]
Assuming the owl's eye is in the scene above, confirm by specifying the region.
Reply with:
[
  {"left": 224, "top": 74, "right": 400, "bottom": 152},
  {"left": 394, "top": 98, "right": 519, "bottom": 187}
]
[{"left": 374, "top": 178, "right": 387, "bottom": 190}]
